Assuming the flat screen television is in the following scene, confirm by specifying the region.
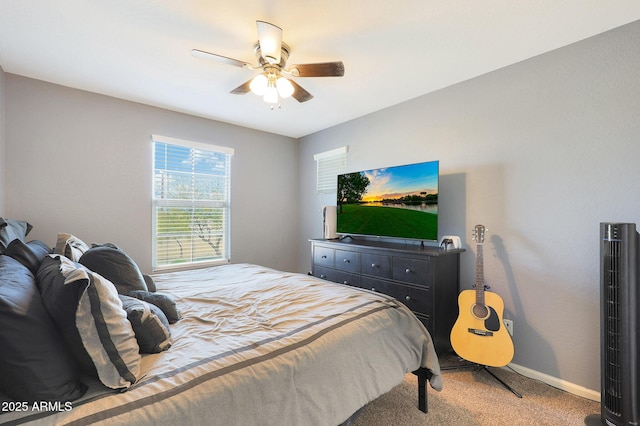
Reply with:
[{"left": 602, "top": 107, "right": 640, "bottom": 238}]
[{"left": 336, "top": 160, "right": 438, "bottom": 242}]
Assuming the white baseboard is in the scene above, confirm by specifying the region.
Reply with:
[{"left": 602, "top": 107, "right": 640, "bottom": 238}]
[{"left": 506, "top": 362, "right": 601, "bottom": 402}]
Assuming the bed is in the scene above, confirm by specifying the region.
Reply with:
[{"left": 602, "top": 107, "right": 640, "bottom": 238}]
[{"left": 1, "top": 241, "right": 441, "bottom": 425}]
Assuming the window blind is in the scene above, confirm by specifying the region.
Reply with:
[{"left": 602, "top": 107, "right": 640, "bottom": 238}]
[
  {"left": 152, "top": 135, "right": 234, "bottom": 270},
  {"left": 314, "top": 146, "right": 348, "bottom": 194}
]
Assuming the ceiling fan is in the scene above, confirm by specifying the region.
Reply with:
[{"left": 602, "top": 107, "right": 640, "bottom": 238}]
[{"left": 192, "top": 21, "right": 344, "bottom": 104}]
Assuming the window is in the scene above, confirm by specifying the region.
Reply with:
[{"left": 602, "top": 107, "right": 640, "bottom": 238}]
[
  {"left": 314, "top": 146, "right": 348, "bottom": 194},
  {"left": 152, "top": 135, "right": 234, "bottom": 271}
]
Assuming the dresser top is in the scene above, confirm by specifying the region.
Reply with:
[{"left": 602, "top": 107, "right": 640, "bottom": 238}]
[{"left": 310, "top": 238, "right": 464, "bottom": 256}]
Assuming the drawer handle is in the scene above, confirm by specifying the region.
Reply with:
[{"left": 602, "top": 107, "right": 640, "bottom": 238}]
[
  {"left": 371, "top": 263, "right": 378, "bottom": 268},
  {"left": 405, "top": 295, "right": 411, "bottom": 302},
  {"left": 405, "top": 268, "right": 412, "bottom": 273},
  {"left": 343, "top": 259, "right": 350, "bottom": 263},
  {"left": 321, "top": 255, "right": 327, "bottom": 259}
]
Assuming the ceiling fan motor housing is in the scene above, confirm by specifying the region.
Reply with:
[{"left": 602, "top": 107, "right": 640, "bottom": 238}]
[{"left": 254, "top": 41, "right": 290, "bottom": 68}]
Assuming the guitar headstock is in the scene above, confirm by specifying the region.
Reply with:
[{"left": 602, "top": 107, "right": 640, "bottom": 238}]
[{"left": 473, "top": 224, "right": 486, "bottom": 244}]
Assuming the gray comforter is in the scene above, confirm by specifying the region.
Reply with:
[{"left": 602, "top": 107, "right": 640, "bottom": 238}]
[{"left": 2, "top": 263, "right": 441, "bottom": 426}]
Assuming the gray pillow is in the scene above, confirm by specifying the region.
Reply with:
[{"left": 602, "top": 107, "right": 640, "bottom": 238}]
[
  {"left": 5, "top": 239, "right": 51, "bottom": 275},
  {"left": 79, "top": 244, "right": 147, "bottom": 294},
  {"left": 119, "top": 295, "right": 171, "bottom": 353},
  {"left": 0, "top": 255, "right": 86, "bottom": 402},
  {"left": 37, "top": 255, "right": 94, "bottom": 373},
  {"left": 0, "top": 218, "right": 33, "bottom": 252},
  {"left": 127, "top": 290, "right": 180, "bottom": 324},
  {"left": 143, "top": 274, "right": 157, "bottom": 292}
]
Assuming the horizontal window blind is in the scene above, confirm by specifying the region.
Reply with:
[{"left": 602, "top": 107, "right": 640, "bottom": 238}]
[
  {"left": 152, "top": 136, "right": 233, "bottom": 270},
  {"left": 314, "top": 146, "right": 348, "bottom": 194}
]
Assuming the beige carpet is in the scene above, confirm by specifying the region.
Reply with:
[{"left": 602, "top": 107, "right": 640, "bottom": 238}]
[{"left": 351, "top": 364, "right": 600, "bottom": 425}]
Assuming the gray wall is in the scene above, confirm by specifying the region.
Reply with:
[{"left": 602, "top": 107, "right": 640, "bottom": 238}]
[
  {"left": 298, "top": 21, "right": 640, "bottom": 393},
  {"left": 4, "top": 75, "right": 300, "bottom": 274},
  {"left": 0, "top": 65, "right": 5, "bottom": 214}
]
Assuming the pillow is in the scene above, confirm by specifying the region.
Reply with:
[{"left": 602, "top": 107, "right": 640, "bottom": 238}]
[
  {"left": 37, "top": 255, "right": 94, "bottom": 373},
  {"left": 143, "top": 274, "right": 157, "bottom": 292},
  {"left": 5, "top": 239, "right": 51, "bottom": 275},
  {"left": 54, "top": 233, "right": 90, "bottom": 261},
  {"left": 79, "top": 244, "right": 148, "bottom": 294},
  {"left": 128, "top": 290, "right": 181, "bottom": 324},
  {"left": 0, "top": 255, "right": 86, "bottom": 402},
  {"left": 0, "top": 218, "right": 33, "bottom": 252},
  {"left": 28, "top": 239, "right": 52, "bottom": 253},
  {"left": 119, "top": 295, "right": 172, "bottom": 353},
  {"left": 38, "top": 255, "right": 141, "bottom": 389},
  {"left": 77, "top": 268, "right": 142, "bottom": 389}
]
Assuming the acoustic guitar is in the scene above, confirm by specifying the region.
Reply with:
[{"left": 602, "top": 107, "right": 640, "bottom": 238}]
[{"left": 450, "top": 225, "right": 514, "bottom": 367}]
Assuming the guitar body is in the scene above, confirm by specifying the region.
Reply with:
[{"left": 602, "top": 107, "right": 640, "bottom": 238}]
[{"left": 450, "top": 289, "right": 514, "bottom": 367}]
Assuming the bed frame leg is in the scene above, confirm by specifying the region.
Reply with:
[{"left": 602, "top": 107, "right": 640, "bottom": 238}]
[{"left": 416, "top": 368, "right": 429, "bottom": 413}]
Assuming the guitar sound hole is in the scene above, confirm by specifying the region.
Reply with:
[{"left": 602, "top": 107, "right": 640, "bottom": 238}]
[{"left": 472, "top": 304, "right": 489, "bottom": 320}]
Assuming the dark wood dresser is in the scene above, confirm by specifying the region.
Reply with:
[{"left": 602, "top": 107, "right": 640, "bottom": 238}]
[{"left": 310, "top": 238, "right": 463, "bottom": 353}]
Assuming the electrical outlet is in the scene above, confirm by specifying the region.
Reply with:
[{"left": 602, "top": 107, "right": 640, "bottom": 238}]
[{"left": 503, "top": 319, "right": 514, "bottom": 337}]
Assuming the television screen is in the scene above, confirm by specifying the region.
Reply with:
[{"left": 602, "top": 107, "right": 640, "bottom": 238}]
[{"left": 336, "top": 160, "right": 438, "bottom": 241}]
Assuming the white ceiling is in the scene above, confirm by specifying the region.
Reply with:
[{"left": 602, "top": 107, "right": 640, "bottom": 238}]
[{"left": 1, "top": 1, "right": 639, "bottom": 138}]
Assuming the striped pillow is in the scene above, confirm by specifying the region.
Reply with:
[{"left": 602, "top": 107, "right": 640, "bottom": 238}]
[
  {"left": 46, "top": 255, "right": 141, "bottom": 389},
  {"left": 54, "top": 233, "right": 90, "bottom": 261}
]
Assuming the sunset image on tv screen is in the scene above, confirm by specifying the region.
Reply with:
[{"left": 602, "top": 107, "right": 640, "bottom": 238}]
[{"left": 336, "top": 161, "right": 438, "bottom": 241}]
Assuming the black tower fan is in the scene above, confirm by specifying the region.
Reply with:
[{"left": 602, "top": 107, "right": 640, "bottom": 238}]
[{"left": 593, "top": 223, "right": 639, "bottom": 425}]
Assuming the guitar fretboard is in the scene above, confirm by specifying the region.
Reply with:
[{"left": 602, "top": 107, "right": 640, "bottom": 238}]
[{"left": 475, "top": 243, "right": 485, "bottom": 306}]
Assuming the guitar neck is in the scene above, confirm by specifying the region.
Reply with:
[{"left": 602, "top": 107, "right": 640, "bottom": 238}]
[{"left": 475, "top": 243, "right": 485, "bottom": 305}]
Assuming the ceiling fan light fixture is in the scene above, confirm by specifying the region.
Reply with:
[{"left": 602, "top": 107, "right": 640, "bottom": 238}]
[
  {"left": 249, "top": 74, "right": 268, "bottom": 95},
  {"left": 276, "top": 77, "right": 294, "bottom": 99}
]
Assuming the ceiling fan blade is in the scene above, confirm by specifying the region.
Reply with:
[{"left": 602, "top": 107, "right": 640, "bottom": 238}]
[
  {"left": 288, "top": 79, "right": 314, "bottom": 103},
  {"left": 288, "top": 62, "right": 345, "bottom": 77},
  {"left": 230, "top": 79, "right": 253, "bottom": 94},
  {"left": 256, "top": 21, "right": 282, "bottom": 64},
  {"left": 192, "top": 49, "right": 252, "bottom": 69}
]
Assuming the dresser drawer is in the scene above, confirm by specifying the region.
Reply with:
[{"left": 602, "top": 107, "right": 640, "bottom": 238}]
[
  {"left": 361, "top": 253, "right": 391, "bottom": 279},
  {"left": 313, "top": 246, "right": 334, "bottom": 268},
  {"left": 362, "top": 277, "right": 432, "bottom": 317},
  {"left": 392, "top": 257, "right": 430, "bottom": 286},
  {"left": 335, "top": 249, "right": 359, "bottom": 273},
  {"left": 313, "top": 266, "right": 360, "bottom": 287},
  {"left": 313, "top": 265, "right": 333, "bottom": 281},
  {"left": 334, "top": 270, "right": 360, "bottom": 287}
]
